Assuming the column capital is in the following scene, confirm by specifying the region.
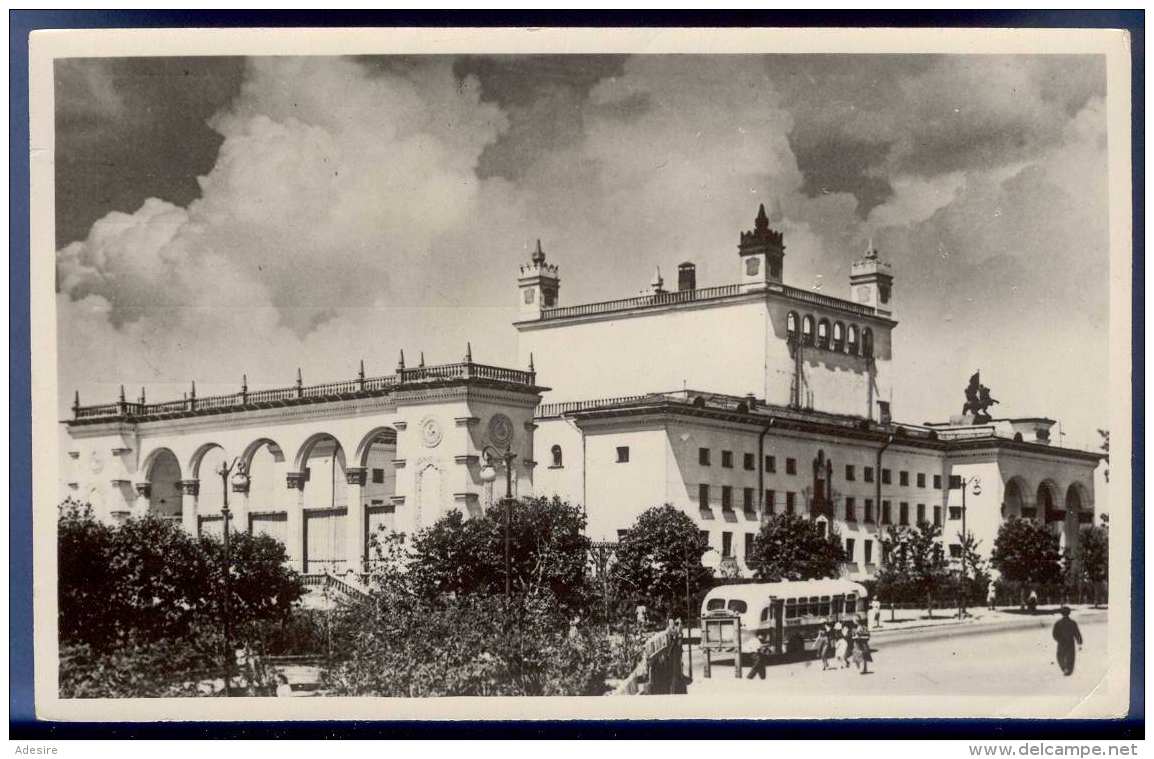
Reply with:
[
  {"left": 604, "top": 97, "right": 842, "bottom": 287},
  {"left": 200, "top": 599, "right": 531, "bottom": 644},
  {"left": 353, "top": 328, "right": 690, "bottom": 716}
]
[
  {"left": 345, "top": 467, "right": 368, "bottom": 486},
  {"left": 177, "top": 479, "right": 199, "bottom": 497},
  {"left": 286, "top": 471, "right": 308, "bottom": 490},
  {"left": 134, "top": 481, "right": 152, "bottom": 499}
]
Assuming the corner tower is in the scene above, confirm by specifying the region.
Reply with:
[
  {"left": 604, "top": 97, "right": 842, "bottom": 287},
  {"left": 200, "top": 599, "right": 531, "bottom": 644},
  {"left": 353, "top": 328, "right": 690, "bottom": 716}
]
[
  {"left": 518, "top": 239, "right": 560, "bottom": 320},
  {"left": 850, "top": 241, "right": 894, "bottom": 317},
  {"left": 738, "top": 202, "right": 785, "bottom": 292}
]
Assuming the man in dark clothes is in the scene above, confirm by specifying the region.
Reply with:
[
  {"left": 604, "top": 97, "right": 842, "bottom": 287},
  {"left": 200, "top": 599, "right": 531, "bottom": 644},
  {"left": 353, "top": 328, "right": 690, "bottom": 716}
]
[
  {"left": 1052, "top": 606, "right": 1083, "bottom": 676},
  {"left": 745, "top": 632, "right": 774, "bottom": 680}
]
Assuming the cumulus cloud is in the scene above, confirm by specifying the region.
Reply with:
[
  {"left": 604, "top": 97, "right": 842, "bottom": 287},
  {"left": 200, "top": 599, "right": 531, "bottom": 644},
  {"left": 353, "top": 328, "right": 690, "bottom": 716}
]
[{"left": 56, "top": 54, "right": 1111, "bottom": 448}]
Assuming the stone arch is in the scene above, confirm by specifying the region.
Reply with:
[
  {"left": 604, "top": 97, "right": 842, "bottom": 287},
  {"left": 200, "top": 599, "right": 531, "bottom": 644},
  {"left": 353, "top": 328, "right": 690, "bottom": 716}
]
[
  {"left": 1002, "top": 476, "right": 1030, "bottom": 520},
  {"left": 551, "top": 444, "right": 563, "bottom": 468},
  {"left": 141, "top": 447, "right": 181, "bottom": 520},
  {"left": 295, "top": 432, "right": 348, "bottom": 510},
  {"left": 1063, "top": 481, "right": 1094, "bottom": 553},
  {"left": 293, "top": 432, "right": 348, "bottom": 473},
  {"left": 243, "top": 438, "right": 286, "bottom": 517},
  {"left": 817, "top": 318, "right": 831, "bottom": 349},
  {"left": 353, "top": 427, "right": 398, "bottom": 470},
  {"left": 1037, "top": 479, "right": 1061, "bottom": 524},
  {"left": 832, "top": 321, "right": 845, "bottom": 351},
  {"left": 188, "top": 442, "right": 227, "bottom": 480},
  {"left": 786, "top": 311, "right": 799, "bottom": 340},
  {"left": 847, "top": 324, "right": 859, "bottom": 355}
]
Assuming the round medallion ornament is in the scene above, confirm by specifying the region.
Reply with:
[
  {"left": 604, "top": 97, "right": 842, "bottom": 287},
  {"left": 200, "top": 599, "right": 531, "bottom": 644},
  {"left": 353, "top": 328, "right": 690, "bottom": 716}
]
[
  {"left": 488, "top": 413, "right": 514, "bottom": 448},
  {"left": 420, "top": 416, "right": 443, "bottom": 448}
]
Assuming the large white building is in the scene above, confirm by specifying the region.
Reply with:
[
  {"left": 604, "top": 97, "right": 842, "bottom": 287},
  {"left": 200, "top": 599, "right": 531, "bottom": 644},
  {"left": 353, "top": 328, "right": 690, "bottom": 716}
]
[{"left": 62, "top": 205, "right": 1100, "bottom": 580}]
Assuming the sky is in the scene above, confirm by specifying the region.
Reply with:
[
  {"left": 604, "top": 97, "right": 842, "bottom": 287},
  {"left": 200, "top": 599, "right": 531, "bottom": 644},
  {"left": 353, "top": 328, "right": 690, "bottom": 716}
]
[{"left": 54, "top": 54, "right": 1110, "bottom": 450}]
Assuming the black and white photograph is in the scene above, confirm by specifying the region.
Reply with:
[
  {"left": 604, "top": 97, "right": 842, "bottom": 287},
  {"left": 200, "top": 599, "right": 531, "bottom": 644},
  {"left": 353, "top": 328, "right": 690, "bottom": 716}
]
[{"left": 27, "top": 25, "right": 1134, "bottom": 724}]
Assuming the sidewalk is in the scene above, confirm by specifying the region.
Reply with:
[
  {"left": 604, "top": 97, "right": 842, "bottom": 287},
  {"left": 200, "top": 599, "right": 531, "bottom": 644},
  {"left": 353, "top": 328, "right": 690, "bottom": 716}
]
[{"left": 869, "top": 603, "right": 1107, "bottom": 641}]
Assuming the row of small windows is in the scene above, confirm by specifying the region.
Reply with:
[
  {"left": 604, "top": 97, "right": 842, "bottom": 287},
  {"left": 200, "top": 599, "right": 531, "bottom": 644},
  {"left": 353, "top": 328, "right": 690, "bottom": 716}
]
[
  {"left": 699, "top": 529, "right": 879, "bottom": 565},
  {"left": 844, "top": 466, "right": 941, "bottom": 490},
  {"left": 699, "top": 449, "right": 797, "bottom": 475},
  {"left": 842, "top": 498, "right": 944, "bottom": 527},
  {"left": 695, "top": 486, "right": 951, "bottom": 528},
  {"left": 786, "top": 311, "right": 874, "bottom": 357}
]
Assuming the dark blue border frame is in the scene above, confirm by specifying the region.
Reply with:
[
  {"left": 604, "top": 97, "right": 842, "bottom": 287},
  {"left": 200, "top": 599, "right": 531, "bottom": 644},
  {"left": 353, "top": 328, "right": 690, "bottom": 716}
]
[{"left": 9, "top": 9, "right": 1143, "bottom": 740}]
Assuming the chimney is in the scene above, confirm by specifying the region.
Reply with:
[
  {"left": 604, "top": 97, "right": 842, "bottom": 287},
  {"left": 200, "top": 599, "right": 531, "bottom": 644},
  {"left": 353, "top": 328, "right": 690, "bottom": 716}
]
[{"left": 678, "top": 262, "right": 696, "bottom": 292}]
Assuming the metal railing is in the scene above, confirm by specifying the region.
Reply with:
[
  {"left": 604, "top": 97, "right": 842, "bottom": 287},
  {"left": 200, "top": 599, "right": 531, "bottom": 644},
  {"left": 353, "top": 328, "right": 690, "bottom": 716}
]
[
  {"left": 70, "top": 361, "right": 537, "bottom": 424},
  {"left": 778, "top": 284, "right": 878, "bottom": 317}
]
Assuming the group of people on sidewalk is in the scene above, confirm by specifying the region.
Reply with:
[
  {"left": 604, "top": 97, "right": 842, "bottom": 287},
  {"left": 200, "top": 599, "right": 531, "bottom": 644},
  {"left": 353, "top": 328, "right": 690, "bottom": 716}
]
[{"left": 815, "top": 617, "right": 874, "bottom": 675}]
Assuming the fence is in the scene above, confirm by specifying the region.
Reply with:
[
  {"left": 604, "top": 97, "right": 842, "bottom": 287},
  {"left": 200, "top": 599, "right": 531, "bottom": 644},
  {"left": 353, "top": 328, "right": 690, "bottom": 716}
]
[{"left": 613, "top": 621, "right": 686, "bottom": 695}]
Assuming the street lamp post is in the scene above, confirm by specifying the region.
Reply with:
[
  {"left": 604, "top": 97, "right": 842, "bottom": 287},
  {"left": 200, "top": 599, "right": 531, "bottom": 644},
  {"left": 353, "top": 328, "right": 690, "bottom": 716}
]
[
  {"left": 478, "top": 445, "right": 517, "bottom": 605},
  {"left": 953, "top": 475, "right": 981, "bottom": 618},
  {"left": 215, "top": 457, "right": 249, "bottom": 697}
]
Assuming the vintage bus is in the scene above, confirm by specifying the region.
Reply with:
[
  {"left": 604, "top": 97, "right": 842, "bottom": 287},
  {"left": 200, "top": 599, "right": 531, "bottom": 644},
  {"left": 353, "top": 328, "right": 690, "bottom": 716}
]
[{"left": 700, "top": 579, "right": 869, "bottom": 657}]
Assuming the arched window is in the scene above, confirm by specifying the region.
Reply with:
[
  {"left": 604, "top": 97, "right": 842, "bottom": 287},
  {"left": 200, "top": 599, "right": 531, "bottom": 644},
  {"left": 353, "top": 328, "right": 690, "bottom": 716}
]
[
  {"left": 817, "top": 319, "right": 830, "bottom": 349},
  {"left": 862, "top": 328, "right": 874, "bottom": 358},
  {"left": 801, "top": 315, "right": 815, "bottom": 346},
  {"left": 786, "top": 311, "right": 799, "bottom": 340},
  {"left": 550, "top": 445, "right": 563, "bottom": 468},
  {"left": 847, "top": 325, "right": 859, "bottom": 355},
  {"left": 832, "top": 322, "right": 845, "bottom": 352}
]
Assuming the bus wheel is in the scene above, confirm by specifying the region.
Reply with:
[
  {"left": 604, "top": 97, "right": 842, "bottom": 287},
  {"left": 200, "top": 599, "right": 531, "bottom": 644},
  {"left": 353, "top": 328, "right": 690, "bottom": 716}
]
[{"left": 786, "top": 635, "right": 805, "bottom": 657}]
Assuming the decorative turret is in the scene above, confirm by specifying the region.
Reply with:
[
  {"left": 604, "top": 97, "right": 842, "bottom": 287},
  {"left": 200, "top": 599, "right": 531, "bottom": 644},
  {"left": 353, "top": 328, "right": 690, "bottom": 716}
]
[
  {"left": 650, "top": 267, "right": 665, "bottom": 294},
  {"left": 850, "top": 239, "right": 894, "bottom": 317},
  {"left": 518, "top": 239, "right": 561, "bottom": 320},
  {"left": 738, "top": 202, "right": 785, "bottom": 291}
]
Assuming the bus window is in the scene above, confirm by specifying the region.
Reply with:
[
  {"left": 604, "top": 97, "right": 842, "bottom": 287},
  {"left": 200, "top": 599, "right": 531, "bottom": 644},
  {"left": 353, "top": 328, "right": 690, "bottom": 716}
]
[
  {"left": 760, "top": 606, "right": 770, "bottom": 622},
  {"left": 785, "top": 599, "right": 797, "bottom": 619},
  {"left": 810, "top": 597, "right": 820, "bottom": 617},
  {"left": 845, "top": 594, "right": 856, "bottom": 615},
  {"left": 820, "top": 596, "right": 831, "bottom": 616},
  {"left": 832, "top": 596, "right": 844, "bottom": 616},
  {"left": 728, "top": 600, "right": 748, "bottom": 615},
  {"left": 706, "top": 598, "right": 726, "bottom": 612}
]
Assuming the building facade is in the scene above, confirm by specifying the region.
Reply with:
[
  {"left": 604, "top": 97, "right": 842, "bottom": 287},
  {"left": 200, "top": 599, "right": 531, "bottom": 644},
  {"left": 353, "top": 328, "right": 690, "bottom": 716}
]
[{"left": 62, "top": 204, "right": 1101, "bottom": 581}]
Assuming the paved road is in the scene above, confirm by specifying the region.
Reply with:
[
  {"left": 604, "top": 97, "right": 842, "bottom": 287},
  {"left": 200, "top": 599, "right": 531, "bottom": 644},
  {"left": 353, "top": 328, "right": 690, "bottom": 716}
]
[{"left": 687, "top": 613, "right": 1109, "bottom": 713}]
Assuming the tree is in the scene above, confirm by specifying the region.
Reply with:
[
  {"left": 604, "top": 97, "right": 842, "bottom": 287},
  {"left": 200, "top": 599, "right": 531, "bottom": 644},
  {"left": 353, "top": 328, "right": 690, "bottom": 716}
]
[
  {"left": 991, "top": 517, "right": 1063, "bottom": 598},
  {"left": 1078, "top": 524, "right": 1109, "bottom": 607},
  {"left": 57, "top": 500, "right": 304, "bottom": 697},
  {"left": 610, "top": 504, "right": 713, "bottom": 622},
  {"left": 876, "top": 522, "right": 951, "bottom": 616},
  {"left": 747, "top": 513, "right": 847, "bottom": 583},
  {"left": 407, "top": 496, "right": 592, "bottom": 613},
  {"left": 1098, "top": 429, "right": 1110, "bottom": 482}
]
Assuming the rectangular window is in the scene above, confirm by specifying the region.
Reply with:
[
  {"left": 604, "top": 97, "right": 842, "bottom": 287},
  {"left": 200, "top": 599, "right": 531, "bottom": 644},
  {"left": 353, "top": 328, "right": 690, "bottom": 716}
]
[
  {"left": 845, "top": 538, "right": 855, "bottom": 562},
  {"left": 845, "top": 464, "right": 856, "bottom": 481},
  {"left": 864, "top": 498, "right": 875, "bottom": 523},
  {"left": 616, "top": 446, "right": 630, "bottom": 463},
  {"left": 917, "top": 473, "right": 927, "bottom": 488},
  {"left": 766, "top": 455, "right": 776, "bottom": 473},
  {"left": 845, "top": 497, "right": 857, "bottom": 522},
  {"left": 882, "top": 468, "right": 892, "bottom": 485},
  {"left": 743, "top": 487, "right": 754, "bottom": 512},
  {"left": 721, "top": 450, "right": 734, "bottom": 469},
  {"left": 766, "top": 489, "right": 776, "bottom": 514},
  {"left": 786, "top": 457, "right": 797, "bottom": 475},
  {"left": 949, "top": 544, "right": 963, "bottom": 559},
  {"left": 900, "top": 502, "right": 910, "bottom": 526},
  {"left": 698, "top": 484, "right": 710, "bottom": 509},
  {"left": 864, "top": 466, "right": 875, "bottom": 483},
  {"left": 372, "top": 468, "right": 385, "bottom": 484},
  {"left": 864, "top": 540, "right": 873, "bottom": 564},
  {"left": 933, "top": 505, "right": 943, "bottom": 527},
  {"left": 933, "top": 474, "right": 942, "bottom": 490},
  {"left": 882, "top": 500, "right": 892, "bottom": 525},
  {"left": 722, "top": 531, "right": 734, "bottom": 558},
  {"left": 721, "top": 486, "right": 733, "bottom": 511},
  {"left": 698, "top": 447, "right": 711, "bottom": 466},
  {"left": 949, "top": 506, "right": 963, "bottom": 521},
  {"left": 899, "top": 470, "right": 909, "bottom": 487},
  {"left": 370, "top": 499, "right": 383, "bottom": 506},
  {"left": 917, "top": 503, "right": 926, "bottom": 524},
  {"left": 743, "top": 452, "right": 755, "bottom": 471},
  {"left": 786, "top": 492, "right": 796, "bottom": 514},
  {"left": 744, "top": 532, "right": 755, "bottom": 558}
]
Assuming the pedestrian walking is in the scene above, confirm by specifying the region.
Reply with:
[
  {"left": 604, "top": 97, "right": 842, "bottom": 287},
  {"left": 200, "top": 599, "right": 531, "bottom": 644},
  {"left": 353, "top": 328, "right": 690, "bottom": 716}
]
[
  {"left": 745, "top": 632, "right": 774, "bottom": 680},
  {"left": 986, "top": 580, "right": 997, "bottom": 611},
  {"left": 852, "top": 617, "right": 874, "bottom": 675},
  {"left": 838, "top": 621, "right": 855, "bottom": 668},
  {"left": 815, "top": 624, "right": 833, "bottom": 670},
  {"left": 1027, "top": 589, "right": 1039, "bottom": 613},
  {"left": 1051, "top": 606, "right": 1083, "bottom": 676},
  {"left": 871, "top": 598, "right": 883, "bottom": 629},
  {"left": 275, "top": 673, "right": 293, "bottom": 698}
]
